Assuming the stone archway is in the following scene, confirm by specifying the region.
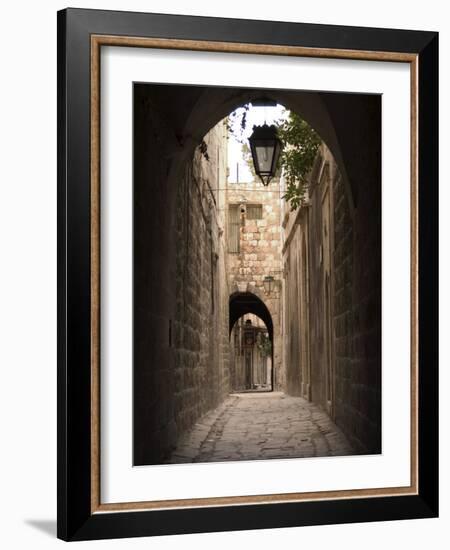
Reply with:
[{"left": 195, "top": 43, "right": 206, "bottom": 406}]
[
  {"left": 160, "top": 84, "right": 382, "bottom": 214},
  {"left": 229, "top": 291, "right": 274, "bottom": 391},
  {"left": 229, "top": 291, "right": 274, "bottom": 339}
]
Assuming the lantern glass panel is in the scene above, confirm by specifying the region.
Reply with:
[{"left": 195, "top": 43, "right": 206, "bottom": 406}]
[{"left": 255, "top": 144, "right": 274, "bottom": 173}]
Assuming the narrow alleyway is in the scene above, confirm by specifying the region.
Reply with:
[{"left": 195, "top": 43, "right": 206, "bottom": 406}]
[
  {"left": 167, "top": 393, "right": 354, "bottom": 463},
  {"left": 133, "top": 90, "right": 382, "bottom": 466}
]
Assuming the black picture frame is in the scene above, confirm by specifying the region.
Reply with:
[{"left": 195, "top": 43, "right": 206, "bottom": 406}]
[{"left": 57, "top": 7, "right": 438, "bottom": 541}]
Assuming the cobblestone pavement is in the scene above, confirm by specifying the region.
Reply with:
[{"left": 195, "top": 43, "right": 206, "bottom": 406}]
[{"left": 167, "top": 392, "right": 355, "bottom": 463}]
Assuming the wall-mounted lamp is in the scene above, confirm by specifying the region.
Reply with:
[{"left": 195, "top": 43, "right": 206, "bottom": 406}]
[{"left": 263, "top": 275, "right": 275, "bottom": 294}]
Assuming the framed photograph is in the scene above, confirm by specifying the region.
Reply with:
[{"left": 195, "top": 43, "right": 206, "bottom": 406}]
[{"left": 57, "top": 8, "right": 438, "bottom": 541}]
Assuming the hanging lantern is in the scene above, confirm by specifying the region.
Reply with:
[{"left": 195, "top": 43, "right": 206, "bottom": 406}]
[
  {"left": 263, "top": 275, "right": 275, "bottom": 294},
  {"left": 248, "top": 124, "right": 282, "bottom": 186}
]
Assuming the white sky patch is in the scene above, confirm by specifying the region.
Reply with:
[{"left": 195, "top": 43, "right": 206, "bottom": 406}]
[{"left": 227, "top": 104, "right": 288, "bottom": 183}]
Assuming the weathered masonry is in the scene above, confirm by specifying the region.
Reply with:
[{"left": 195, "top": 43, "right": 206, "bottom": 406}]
[
  {"left": 282, "top": 137, "right": 381, "bottom": 454},
  {"left": 227, "top": 177, "right": 282, "bottom": 391},
  {"left": 133, "top": 84, "right": 231, "bottom": 465}
]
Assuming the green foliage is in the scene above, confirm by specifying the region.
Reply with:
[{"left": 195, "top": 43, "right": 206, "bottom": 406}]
[
  {"left": 225, "top": 105, "right": 321, "bottom": 209},
  {"left": 275, "top": 112, "right": 321, "bottom": 210}
]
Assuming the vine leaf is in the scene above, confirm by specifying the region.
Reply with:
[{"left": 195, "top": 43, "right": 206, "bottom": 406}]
[{"left": 275, "top": 112, "right": 321, "bottom": 211}]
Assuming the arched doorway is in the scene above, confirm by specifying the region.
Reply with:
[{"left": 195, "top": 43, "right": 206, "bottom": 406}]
[{"left": 229, "top": 292, "right": 274, "bottom": 391}]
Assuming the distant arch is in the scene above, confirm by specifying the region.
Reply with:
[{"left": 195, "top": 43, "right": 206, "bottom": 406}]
[{"left": 229, "top": 291, "right": 273, "bottom": 342}]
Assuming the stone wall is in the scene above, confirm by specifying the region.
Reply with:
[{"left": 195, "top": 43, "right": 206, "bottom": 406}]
[
  {"left": 307, "top": 149, "right": 338, "bottom": 413},
  {"left": 227, "top": 179, "right": 283, "bottom": 390},
  {"left": 332, "top": 140, "right": 382, "bottom": 454},
  {"left": 174, "top": 121, "right": 230, "bottom": 438},
  {"left": 133, "top": 83, "right": 230, "bottom": 465},
  {"left": 282, "top": 142, "right": 381, "bottom": 454},
  {"left": 282, "top": 204, "right": 310, "bottom": 399}
]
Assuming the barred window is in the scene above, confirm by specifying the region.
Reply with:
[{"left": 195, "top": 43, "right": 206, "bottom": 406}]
[
  {"left": 246, "top": 204, "right": 263, "bottom": 220},
  {"left": 228, "top": 204, "right": 240, "bottom": 253}
]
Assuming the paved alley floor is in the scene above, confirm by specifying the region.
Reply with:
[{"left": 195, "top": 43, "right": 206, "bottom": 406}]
[{"left": 167, "top": 392, "right": 355, "bottom": 464}]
